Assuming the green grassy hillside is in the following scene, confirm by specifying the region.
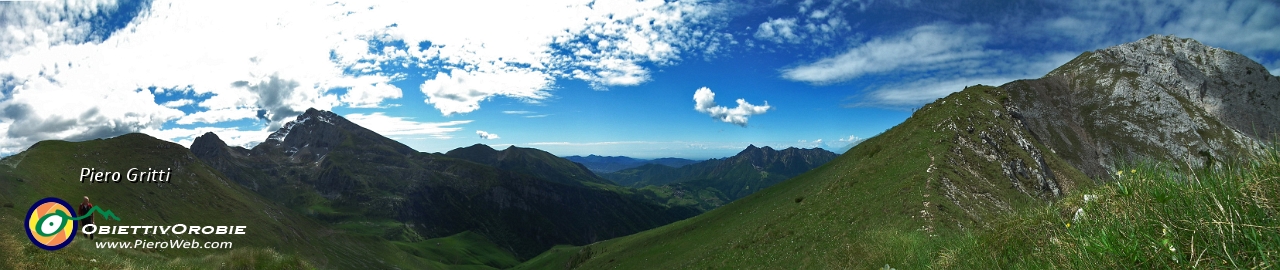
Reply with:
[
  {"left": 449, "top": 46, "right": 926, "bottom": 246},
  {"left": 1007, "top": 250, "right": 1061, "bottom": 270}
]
[
  {"left": 515, "top": 85, "right": 1092, "bottom": 269},
  {"left": 936, "top": 148, "right": 1280, "bottom": 268},
  {"left": 517, "top": 85, "right": 1279, "bottom": 269},
  {"left": 0, "top": 133, "right": 515, "bottom": 269}
]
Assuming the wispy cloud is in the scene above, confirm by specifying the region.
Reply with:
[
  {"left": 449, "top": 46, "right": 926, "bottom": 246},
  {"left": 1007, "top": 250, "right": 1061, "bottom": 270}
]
[
  {"left": 782, "top": 23, "right": 995, "bottom": 85},
  {"left": 343, "top": 112, "right": 470, "bottom": 139},
  {"left": 1038, "top": 0, "right": 1280, "bottom": 56},
  {"left": 693, "top": 87, "right": 771, "bottom": 127}
]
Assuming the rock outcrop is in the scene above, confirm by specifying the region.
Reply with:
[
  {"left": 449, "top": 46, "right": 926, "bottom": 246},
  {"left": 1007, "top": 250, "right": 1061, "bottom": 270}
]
[{"left": 1004, "top": 35, "right": 1278, "bottom": 179}]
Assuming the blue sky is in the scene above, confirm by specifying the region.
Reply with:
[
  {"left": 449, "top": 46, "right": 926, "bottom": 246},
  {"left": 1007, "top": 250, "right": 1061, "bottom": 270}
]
[{"left": 1, "top": 0, "right": 1278, "bottom": 159}]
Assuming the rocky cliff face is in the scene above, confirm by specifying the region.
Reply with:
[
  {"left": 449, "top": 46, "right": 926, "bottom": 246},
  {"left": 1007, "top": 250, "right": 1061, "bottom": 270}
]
[
  {"left": 1003, "top": 35, "right": 1279, "bottom": 179},
  {"left": 896, "top": 35, "right": 1279, "bottom": 227}
]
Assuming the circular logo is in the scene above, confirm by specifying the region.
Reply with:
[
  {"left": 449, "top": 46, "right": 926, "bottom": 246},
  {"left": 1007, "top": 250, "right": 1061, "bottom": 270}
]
[{"left": 25, "top": 197, "right": 79, "bottom": 251}]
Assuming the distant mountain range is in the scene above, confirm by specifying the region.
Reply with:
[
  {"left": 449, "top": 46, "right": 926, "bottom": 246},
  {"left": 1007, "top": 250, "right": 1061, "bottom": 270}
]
[
  {"left": 552, "top": 35, "right": 1280, "bottom": 268},
  {"left": 1, "top": 106, "right": 843, "bottom": 269},
  {"left": 561, "top": 155, "right": 700, "bottom": 173},
  {"left": 602, "top": 145, "right": 838, "bottom": 210},
  {"left": 191, "top": 108, "right": 700, "bottom": 262}
]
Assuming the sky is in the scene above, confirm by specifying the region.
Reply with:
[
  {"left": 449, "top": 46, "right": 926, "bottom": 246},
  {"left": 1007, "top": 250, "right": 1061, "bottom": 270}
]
[{"left": 0, "top": 0, "right": 1277, "bottom": 159}]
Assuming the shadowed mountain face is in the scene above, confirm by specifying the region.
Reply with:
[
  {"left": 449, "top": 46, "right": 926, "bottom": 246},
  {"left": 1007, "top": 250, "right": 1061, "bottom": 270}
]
[
  {"left": 446, "top": 144, "right": 612, "bottom": 186},
  {"left": 549, "top": 35, "right": 1280, "bottom": 268},
  {"left": 192, "top": 109, "right": 700, "bottom": 259},
  {"left": 603, "top": 145, "right": 838, "bottom": 210}
]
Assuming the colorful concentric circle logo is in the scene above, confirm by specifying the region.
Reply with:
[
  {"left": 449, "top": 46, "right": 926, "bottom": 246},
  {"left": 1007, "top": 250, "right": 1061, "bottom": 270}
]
[{"left": 25, "top": 197, "right": 79, "bottom": 251}]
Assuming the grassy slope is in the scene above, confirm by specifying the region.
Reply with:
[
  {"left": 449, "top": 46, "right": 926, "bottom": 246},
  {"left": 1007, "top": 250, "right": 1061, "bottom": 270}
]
[
  {"left": 517, "top": 85, "right": 1094, "bottom": 269},
  {"left": 518, "top": 85, "right": 1277, "bottom": 269},
  {"left": 938, "top": 149, "right": 1280, "bottom": 269},
  {"left": 0, "top": 134, "right": 516, "bottom": 269}
]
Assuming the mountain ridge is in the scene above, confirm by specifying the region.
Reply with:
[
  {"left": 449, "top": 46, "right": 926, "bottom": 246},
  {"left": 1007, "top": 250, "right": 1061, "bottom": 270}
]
[
  {"left": 603, "top": 145, "right": 838, "bottom": 210},
  {"left": 191, "top": 109, "right": 702, "bottom": 260},
  {"left": 0, "top": 133, "right": 432, "bottom": 269},
  {"left": 543, "top": 35, "right": 1278, "bottom": 268}
]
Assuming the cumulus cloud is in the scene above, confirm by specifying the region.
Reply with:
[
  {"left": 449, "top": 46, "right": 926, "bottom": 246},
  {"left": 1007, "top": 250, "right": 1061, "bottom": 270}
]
[
  {"left": 343, "top": 112, "right": 470, "bottom": 139},
  {"left": 0, "top": 0, "right": 732, "bottom": 154},
  {"left": 753, "top": 0, "right": 856, "bottom": 45},
  {"left": 0, "top": 0, "right": 136, "bottom": 59},
  {"left": 693, "top": 87, "right": 771, "bottom": 127},
  {"left": 755, "top": 18, "right": 802, "bottom": 43},
  {"left": 476, "top": 130, "right": 500, "bottom": 140}
]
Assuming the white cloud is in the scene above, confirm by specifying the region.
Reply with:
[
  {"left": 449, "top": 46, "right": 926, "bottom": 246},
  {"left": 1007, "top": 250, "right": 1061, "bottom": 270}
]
[
  {"left": 1042, "top": 0, "right": 1280, "bottom": 56},
  {"left": 0, "top": 0, "right": 732, "bottom": 153},
  {"left": 343, "top": 112, "right": 470, "bottom": 139},
  {"left": 476, "top": 130, "right": 500, "bottom": 140},
  {"left": 0, "top": 0, "right": 123, "bottom": 59},
  {"left": 340, "top": 76, "right": 403, "bottom": 108},
  {"left": 838, "top": 134, "right": 862, "bottom": 143},
  {"left": 175, "top": 108, "right": 258, "bottom": 125},
  {"left": 797, "top": 138, "right": 826, "bottom": 148},
  {"left": 693, "top": 87, "right": 771, "bottom": 127},
  {"left": 852, "top": 52, "right": 1077, "bottom": 107},
  {"left": 502, "top": 111, "right": 533, "bottom": 115},
  {"left": 143, "top": 126, "right": 272, "bottom": 149},
  {"left": 777, "top": 21, "right": 1083, "bottom": 107},
  {"left": 755, "top": 18, "right": 801, "bottom": 43},
  {"left": 161, "top": 99, "right": 195, "bottom": 108},
  {"left": 420, "top": 69, "right": 552, "bottom": 116},
  {"left": 753, "top": 0, "right": 856, "bottom": 45},
  {"left": 782, "top": 23, "right": 994, "bottom": 84}
]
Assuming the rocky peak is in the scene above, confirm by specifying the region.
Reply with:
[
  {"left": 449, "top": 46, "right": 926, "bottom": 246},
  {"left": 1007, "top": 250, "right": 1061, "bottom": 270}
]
[
  {"left": 190, "top": 132, "right": 228, "bottom": 158},
  {"left": 254, "top": 108, "right": 416, "bottom": 162},
  {"left": 265, "top": 108, "right": 342, "bottom": 143},
  {"left": 1008, "top": 35, "right": 1278, "bottom": 178}
]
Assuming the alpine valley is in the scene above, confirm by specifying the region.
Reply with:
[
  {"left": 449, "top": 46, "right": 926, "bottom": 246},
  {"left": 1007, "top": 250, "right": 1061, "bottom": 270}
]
[{"left": 1, "top": 35, "right": 1276, "bottom": 269}]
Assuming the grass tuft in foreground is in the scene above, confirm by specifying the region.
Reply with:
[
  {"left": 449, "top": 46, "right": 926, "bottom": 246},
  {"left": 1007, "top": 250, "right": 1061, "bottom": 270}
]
[{"left": 939, "top": 147, "right": 1280, "bottom": 269}]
